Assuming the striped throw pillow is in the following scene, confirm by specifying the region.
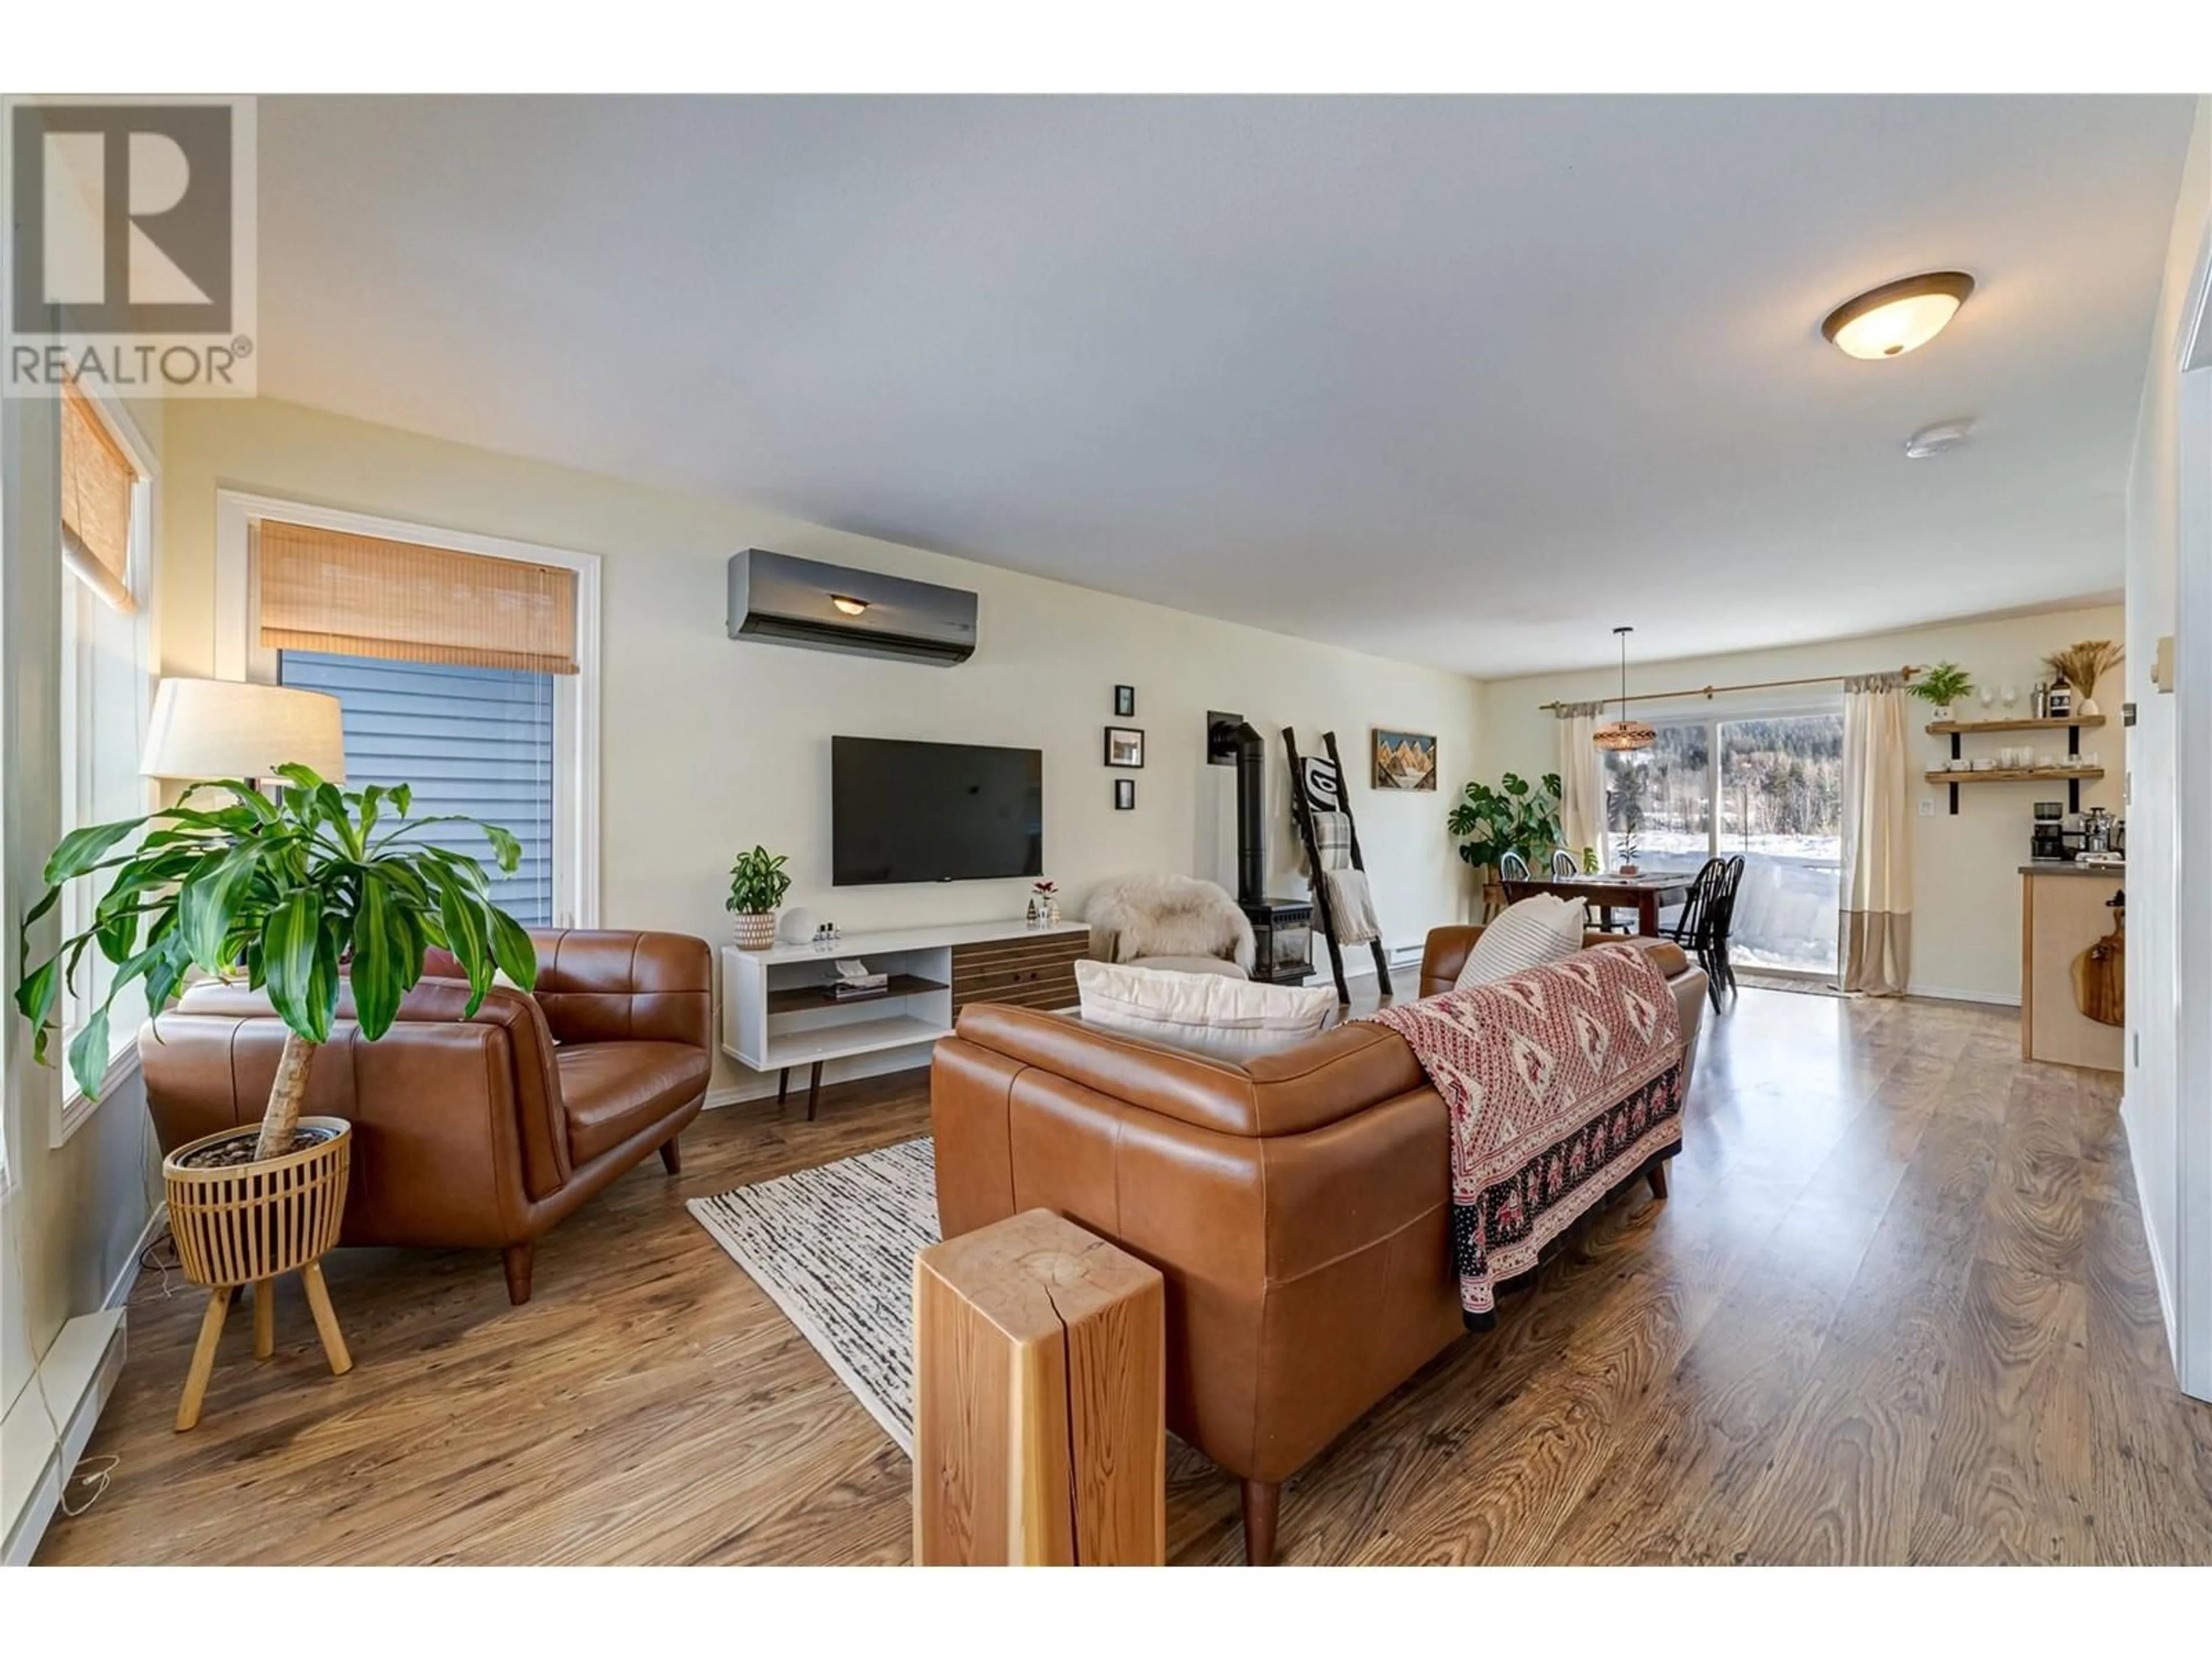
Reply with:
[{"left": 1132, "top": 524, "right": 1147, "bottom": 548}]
[{"left": 1454, "top": 895, "right": 1586, "bottom": 989}]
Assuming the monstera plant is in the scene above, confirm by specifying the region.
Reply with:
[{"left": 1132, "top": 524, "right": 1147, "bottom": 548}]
[
  {"left": 1446, "top": 771, "right": 1566, "bottom": 875},
  {"left": 15, "top": 765, "right": 536, "bottom": 1165}
]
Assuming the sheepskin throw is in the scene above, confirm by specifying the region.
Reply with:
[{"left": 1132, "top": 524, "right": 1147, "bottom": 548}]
[{"left": 1085, "top": 874, "right": 1256, "bottom": 972}]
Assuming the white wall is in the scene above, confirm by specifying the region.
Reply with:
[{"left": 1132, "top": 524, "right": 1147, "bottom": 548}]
[
  {"left": 1478, "top": 603, "right": 2126, "bottom": 1004},
  {"left": 159, "top": 397, "right": 1484, "bottom": 1094},
  {"left": 2122, "top": 94, "right": 2211, "bottom": 1392}
]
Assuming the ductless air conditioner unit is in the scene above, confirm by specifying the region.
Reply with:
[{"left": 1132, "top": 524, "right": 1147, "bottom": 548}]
[{"left": 726, "top": 550, "right": 978, "bottom": 667}]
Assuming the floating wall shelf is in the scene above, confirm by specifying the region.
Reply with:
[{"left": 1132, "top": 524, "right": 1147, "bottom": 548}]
[
  {"left": 1923, "top": 768, "right": 2105, "bottom": 786},
  {"left": 1923, "top": 715, "right": 2107, "bottom": 736},
  {"left": 1926, "top": 714, "right": 2104, "bottom": 814}
]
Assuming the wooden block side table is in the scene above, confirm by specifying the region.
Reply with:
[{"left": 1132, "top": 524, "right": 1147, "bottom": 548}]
[{"left": 913, "top": 1209, "right": 1165, "bottom": 1566}]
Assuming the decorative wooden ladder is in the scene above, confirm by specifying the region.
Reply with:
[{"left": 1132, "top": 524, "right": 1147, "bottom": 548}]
[{"left": 1281, "top": 729, "right": 1393, "bottom": 1006}]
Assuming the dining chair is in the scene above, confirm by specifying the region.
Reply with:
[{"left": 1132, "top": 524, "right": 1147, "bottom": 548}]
[
  {"left": 1663, "top": 858, "right": 1729, "bottom": 1009},
  {"left": 1664, "top": 858, "right": 1722, "bottom": 946},
  {"left": 1498, "top": 850, "right": 1532, "bottom": 882},
  {"left": 1703, "top": 855, "right": 1747, "bottom": 1006},
  {"left": 1550, "top": 849, "right": 1580, "bottom": 878}
]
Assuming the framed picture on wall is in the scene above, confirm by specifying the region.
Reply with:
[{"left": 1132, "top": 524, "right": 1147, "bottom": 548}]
[
  {"left": 1372, "top": 728, "right": 1438, "bottom": 791},
  {"left": 1114, "top": 684, "right": 1136, "bottom": 718},
  {"left": 1104, "top": 726, "right": 1145, "bottom": 768},
  {"left": 1115, "top": 778, "right": 1135, "bottom": 810}
]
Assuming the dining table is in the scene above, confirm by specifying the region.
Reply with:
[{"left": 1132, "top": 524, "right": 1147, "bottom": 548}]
[{"left": 1498, "top": 869, "right": 1698, "bottom": 938}]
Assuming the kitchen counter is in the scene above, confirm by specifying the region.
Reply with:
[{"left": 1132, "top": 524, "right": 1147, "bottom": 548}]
[{"left": 2020, "top": 866, "right": 2124, "bottom": 1070}]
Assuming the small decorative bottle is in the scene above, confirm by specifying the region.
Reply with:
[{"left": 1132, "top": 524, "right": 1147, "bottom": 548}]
[{"left": 2047, "top": 679, "right": 2073, "bottom": 720}]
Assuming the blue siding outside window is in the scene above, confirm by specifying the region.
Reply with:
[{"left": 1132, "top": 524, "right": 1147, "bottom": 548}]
[{"left": 278, "top": 651, "right": 556, "bottom": 925}]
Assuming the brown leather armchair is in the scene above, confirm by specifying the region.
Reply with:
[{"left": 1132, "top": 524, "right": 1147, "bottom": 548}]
[
  {"left": 139, "top": 929, "right": 712, "bottom": 1305},
  {"left": 930, "top": 925, "right": 1706, "bottom": 1563}
]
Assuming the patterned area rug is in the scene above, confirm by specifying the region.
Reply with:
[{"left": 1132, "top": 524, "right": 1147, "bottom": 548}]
[{"left": 687, "top": 1137, "right": 937, "bottom": 1456}]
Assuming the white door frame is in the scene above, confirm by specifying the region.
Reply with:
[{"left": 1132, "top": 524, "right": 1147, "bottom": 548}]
[{"left": 2173, "top": 217, "right": 2211, "bottom": 1401}]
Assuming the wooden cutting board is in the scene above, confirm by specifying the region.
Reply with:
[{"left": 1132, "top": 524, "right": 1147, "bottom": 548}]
[{"left": 2071, "top": 911, "right": 2125, "bottom": 1028}]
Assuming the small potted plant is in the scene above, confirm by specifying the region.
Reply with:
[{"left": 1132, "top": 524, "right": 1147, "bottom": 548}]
[
  {"left": 1909, "top": 661, "right": 1974, "bottom": 723},
  {"left": 14, "top": 766, "right": 532, "bottom": 1426},
  {"left": 726, "top": 846, "right": 792, "bottom": 950},
  {"left": 1029, "top": 879, "right": 1059, "bottom": 926}
]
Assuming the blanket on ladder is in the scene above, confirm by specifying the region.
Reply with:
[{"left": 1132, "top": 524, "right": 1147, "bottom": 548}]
[{"left": 1359, "top": 942, "right": 1685, "bottom": 1326}]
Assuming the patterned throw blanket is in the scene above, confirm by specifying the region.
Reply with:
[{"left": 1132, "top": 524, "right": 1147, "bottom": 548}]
[{"left": 1359, "top": 943, "right": 1686, "bottom": 1326}]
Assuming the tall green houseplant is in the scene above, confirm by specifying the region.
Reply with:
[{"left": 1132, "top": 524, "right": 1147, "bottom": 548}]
[
  {"left": 1446, "top": 771, "right": 1565, "bottom": 874},
  {"left": 16, "top": 766, "right": 537, "bottom": 1164}
]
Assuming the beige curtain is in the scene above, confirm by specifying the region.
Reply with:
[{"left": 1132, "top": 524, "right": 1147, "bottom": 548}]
[
  {"left": 257, "top": 520, "right": 579, "bottom": 673},
  {"left": 1840, "top": 672, "right": 1912, "bottom": 994},
  {"left": 1555, "top": 700, "right": 1607, "bottom": 866},
  {"left": 61, "top": 383, "right": 138, "bottom": 613}
]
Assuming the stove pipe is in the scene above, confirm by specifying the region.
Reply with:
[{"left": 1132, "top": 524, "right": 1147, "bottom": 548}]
[{"left": 1233, "top": 721, "right": 1265, "bottom": 906}]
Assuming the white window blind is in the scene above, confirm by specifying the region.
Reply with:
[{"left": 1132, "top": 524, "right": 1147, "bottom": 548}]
[{"left": 277, "top": 651, "right": 555, "bottom": 925}]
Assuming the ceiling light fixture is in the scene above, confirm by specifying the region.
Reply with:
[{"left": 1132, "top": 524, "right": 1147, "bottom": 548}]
[
  {"left": 1593, "top": 626, "right": 1656, "bottom": 752},
  {"left": 829, "top": 594, "right": 870, "bottom": 616},
  {"left": 1821, "top": 270, "right": 1975, "bottom": 361},
  {"left": 1904, "top": 418, "right": 1975, "bottom": 460}
]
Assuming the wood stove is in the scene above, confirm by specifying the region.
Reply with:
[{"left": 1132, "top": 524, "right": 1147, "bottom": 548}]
[{"left": 1238, "top": 899, "right": 1315, "bottom": 987}]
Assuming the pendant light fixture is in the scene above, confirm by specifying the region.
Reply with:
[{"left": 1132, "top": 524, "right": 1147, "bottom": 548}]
[
  {"left": 1593, "top": 625, "right": 1656, "bottom": 752},
  {"left": 1821, "top": 271, "right": 1975, "bottom": 361}
]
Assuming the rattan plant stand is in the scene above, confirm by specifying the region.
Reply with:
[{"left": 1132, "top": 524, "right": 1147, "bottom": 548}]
[{"left": 163, "top": 1115, "right": 354, "bottom": 1431}]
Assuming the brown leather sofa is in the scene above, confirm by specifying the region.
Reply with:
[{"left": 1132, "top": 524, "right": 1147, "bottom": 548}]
[
  {"left": 139, "top": 928, "right": 712, "bottom": 1306},
  {"left": 930, "top": 925, "right": 1706, "bottom": 1564}
]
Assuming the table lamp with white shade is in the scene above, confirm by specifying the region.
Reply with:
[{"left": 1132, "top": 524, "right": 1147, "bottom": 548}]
[{"left": 141, "top": 677, "right": 347, "bottom": 783}]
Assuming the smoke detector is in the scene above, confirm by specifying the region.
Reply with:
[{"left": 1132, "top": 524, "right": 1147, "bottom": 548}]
[{"left": 1904, "top": 419, "right": 1975, "bottom": 460}]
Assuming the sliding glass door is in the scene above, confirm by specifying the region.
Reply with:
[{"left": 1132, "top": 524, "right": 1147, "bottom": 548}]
[
  {"left": 1717, "top": 714, "right": 1844, "bottom": 972},
  {"left": 1604, "top": 708, "right": 1846, "bottom": 974}
]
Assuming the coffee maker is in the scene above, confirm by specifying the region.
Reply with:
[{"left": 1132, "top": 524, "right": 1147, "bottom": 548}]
[{"left": 2031, "top": 801, "right": 2067, "bottom": 862}]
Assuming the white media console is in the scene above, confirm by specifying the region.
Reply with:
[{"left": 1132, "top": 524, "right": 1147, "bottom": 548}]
[{"left": 721, "top": 918, "right": 1090, "bottom": 1117}]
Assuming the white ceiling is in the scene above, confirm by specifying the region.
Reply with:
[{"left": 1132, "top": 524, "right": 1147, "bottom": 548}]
[{"left": 257, "top": 95, "right": 2198, "bottom": 678}]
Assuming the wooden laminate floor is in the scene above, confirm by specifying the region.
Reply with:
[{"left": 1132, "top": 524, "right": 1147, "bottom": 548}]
[{"left": 37, "top": 987, "right": 2212, "bottom": 1565}]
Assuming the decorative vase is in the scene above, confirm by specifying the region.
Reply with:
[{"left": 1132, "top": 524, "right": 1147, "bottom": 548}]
[
  {"left": 1933, "top": 704, "right": 1954, "bottom": 724},
  {"left": 2078, "top": 695, "right": 2101, "bottom": 718},
  {"left": 732, "top": 911, "right": 778, "bottom": 950}
]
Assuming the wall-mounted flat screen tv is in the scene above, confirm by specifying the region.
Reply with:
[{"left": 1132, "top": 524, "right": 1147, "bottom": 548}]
[{"left": 831, "top": 736, "right": 1043, "bottom": 886}]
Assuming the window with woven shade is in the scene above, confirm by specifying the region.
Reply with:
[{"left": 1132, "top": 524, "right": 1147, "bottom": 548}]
[
  {"left": 56, "top": 388, "right": 157, "bottom": 1134},
  {"left": 255, "top": 520, "right": 579, "bottom": 673},
  {"left": 62, "top": 382, "right": 139, "bottom": 612},
  {"left": 251, "top": 518, "right": 584, "bottom": 928}
]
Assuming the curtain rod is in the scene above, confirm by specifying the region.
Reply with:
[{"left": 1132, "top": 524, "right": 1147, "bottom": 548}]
[{"left": 1539, "top": 664, "right": 1918, "bottom": 713}]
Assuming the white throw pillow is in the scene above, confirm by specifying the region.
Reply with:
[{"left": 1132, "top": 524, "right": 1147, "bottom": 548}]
[
  {"left": 1075, "top": 959, "right": 1337, "bottom": 1061},
  {"left": 1454, "top": 895, "right": 1586, "bottom": 989}
]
